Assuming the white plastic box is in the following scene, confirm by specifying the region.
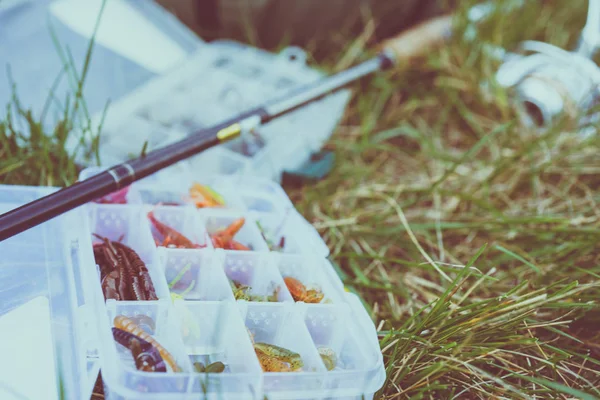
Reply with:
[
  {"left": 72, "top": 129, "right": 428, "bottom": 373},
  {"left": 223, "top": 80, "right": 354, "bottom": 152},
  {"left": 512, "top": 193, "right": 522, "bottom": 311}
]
[
  {"left": 0, "top": 167, "right": 384, "bottom": 399},
  {"left": 69, "top": 40, "right": 351, "bottom": 183}
]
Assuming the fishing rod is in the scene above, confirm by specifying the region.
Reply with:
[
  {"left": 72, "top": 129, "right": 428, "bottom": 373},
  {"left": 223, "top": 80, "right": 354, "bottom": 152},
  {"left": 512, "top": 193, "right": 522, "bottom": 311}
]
[{"left": 0, "top": 15, "right": 452, "bottom": 242}]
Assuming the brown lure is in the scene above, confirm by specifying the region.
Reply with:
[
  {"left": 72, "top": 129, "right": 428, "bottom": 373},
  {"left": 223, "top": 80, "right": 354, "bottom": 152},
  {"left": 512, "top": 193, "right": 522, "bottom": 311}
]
[
  {"left": 101, "top": 270, "right": 121, "bottom": 301},
  {"left": 114, "top": 315, "right": 182, "bottom": 372},
  {"left": 95, "top": 237, "right": 131, "bottom": 300},
  {"left": 93, "top": 235, "right": 158, "bottom": 301},
  {"left": 112, "top": 327, "right": 166, "bottom": 372},
  {"left": 112, "top": 241, "right": 157, "bottom": 301}
]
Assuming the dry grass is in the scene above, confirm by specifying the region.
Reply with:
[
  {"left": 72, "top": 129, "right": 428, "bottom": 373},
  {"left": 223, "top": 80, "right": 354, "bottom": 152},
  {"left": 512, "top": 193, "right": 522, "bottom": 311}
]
[{"left": 286, "top": 1, "right": 600, "bottom": 398}]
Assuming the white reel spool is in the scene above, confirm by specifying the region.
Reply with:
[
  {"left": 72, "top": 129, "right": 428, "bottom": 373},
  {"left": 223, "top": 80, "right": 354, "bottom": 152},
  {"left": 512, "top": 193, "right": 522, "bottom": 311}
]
[
  {"left": 472, "top": 0, "right": 600, "bottom": 131},
  {"left": 496, "top": 40, "right": 600, "bottom": 128}
]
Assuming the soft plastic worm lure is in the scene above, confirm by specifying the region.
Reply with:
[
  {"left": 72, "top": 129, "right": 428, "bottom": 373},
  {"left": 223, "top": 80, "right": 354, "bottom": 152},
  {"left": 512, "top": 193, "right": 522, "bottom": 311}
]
[
  {"left": 114, "top": 315, "right": 182, "bottom": 372},
  {"left": 112, "top": 327, "right": 166, "bottom": 372},
  {"left": 129, "top": 314, "right": 156, "bottom": 334},
  {"left": 254, "top": 342, "right": 303, "bottom": 370},
  {"left": 93, "top": 235, "right": 158, "bottom": 301}
]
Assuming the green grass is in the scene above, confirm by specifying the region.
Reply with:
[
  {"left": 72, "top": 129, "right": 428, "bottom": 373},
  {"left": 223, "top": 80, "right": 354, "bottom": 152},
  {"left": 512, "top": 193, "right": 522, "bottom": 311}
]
[
  {"left": 2, "top": 0, "right": 600, "bottom": 399},
  {"left": 0, "top": 0, "right": 106, "bottom": 186}
]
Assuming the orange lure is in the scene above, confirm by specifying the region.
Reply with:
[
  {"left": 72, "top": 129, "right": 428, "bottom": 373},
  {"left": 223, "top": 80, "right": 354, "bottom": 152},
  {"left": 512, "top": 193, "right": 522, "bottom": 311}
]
[
  {"left": 148, "top": 210, "right": 201, "bottom": 249},
  {"left": 283, "top": 277, "right": 324, "bottom": 303},
  {"left": 210, "top": 218, "right": 250, "bottom": 250}
]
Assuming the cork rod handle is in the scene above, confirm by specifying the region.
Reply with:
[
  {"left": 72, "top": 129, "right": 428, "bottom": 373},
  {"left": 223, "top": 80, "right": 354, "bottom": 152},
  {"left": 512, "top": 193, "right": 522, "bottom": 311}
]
[{"left": 381, "top": 14, "right": 454, "bottom": 62}]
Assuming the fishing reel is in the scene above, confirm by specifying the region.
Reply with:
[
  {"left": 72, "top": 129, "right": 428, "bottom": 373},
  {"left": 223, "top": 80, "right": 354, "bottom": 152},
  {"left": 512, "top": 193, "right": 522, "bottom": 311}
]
[{"left": 471, "top": 0, "right": 600, "bottom": 132}]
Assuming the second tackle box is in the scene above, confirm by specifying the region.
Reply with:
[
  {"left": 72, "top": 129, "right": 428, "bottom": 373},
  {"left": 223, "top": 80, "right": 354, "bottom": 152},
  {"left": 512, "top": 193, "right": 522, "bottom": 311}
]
[
  {"left": 0, "top": 166, "right": 384, "bottom": 400},
  {"left": 67, "top": 40, "right": 351, "bottom": 184}
]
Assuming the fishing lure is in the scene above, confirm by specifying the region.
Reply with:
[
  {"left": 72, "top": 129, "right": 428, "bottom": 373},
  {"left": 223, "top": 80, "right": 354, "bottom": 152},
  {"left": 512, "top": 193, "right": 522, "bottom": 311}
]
[
  {"left": 230, "top": 280, "right": 279, "bottom": 302},
  {"left": 189, "top": 183, "right": 225, "bottom": 208},
  {"left": 193, "top": 361, "right": 205, "bottom": 373},
  {"left": 113, "top": 241, "right": 157, "bottom": 301},
  {"left": 255, "top": 348, "right": 293, "bottom": 372},
  {"left": 230, "top": 280, "right": 251, "bottom": 301},
  {"left": 129, "top": 314, "right": 156, "bottom": 334},
  {"left": 147, "top": 210, "right": 202, "bottom": 249},
  {"left": 210, "top": 218, "right": 250, "bottom": 250},
  {"left": 318, "top": 347, "right": 337, "bottom": 371},
  {"left": 93, "top": 235, "right": 158, "bottom": 301},
  {"left": 114, "top": 315, "right": 182, "bottom": 372},
  {"left": 193, "top": 361, "right": 225, "bottom": 373},
  {"left": 283, "top": 277, "right": 324, "bottom": 303},
  {"left": 254, "top": 342, "right": 303, "bottom": 370},
  {"left": 112, "top": 327, "right": 167, "bottom": 372}
]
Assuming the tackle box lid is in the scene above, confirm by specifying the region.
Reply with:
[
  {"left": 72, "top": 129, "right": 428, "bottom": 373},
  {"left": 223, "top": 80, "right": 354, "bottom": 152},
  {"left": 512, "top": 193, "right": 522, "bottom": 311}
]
[
  {"left": 0, "top": 0, "right": 202, "bottom": 129},
  {"left": 0, "top": 185, "right": 99, "bottom": 400}
]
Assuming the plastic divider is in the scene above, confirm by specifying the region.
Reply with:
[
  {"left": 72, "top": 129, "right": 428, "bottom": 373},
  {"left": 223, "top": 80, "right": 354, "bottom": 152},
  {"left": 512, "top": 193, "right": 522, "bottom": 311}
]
[
  {"left": 288, "top": 210, "right": 331, "bottom": 258},
  {"left": 253, "top": 211, "right": 304, "bottom": 254},
  {"left": 144, "top": 204, "right": 209, "bottom": 249},
  {"left": 241, "top": 302, "right": 327, "bottom": 396},
  {"left": 299, "top": 303, "right": 372, "bottom": 395},
  {"left": 104, "top": 299, "right": 194, "bottom": 394},
  {"left": 130, "top": 185, "right": 190, "bottom": 207},
  {"left": 173, "top": 300, "right": 262, "bottom": 399},
  {"left": 159, "top": 248, "right": 233, "bottom": 301}
]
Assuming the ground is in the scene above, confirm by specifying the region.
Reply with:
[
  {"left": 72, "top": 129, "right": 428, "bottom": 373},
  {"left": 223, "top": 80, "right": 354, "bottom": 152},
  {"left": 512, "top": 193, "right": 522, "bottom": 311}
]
[
  {"left": 286, "top": 1, "right": 600, "bottom": 398},
  {"left": 2, "top": 1, "right": 600, "bottom": 399}
]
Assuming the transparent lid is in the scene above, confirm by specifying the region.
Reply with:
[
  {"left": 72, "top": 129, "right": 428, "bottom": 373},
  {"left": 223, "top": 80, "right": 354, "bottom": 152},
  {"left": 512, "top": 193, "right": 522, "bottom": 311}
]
[
  {"left": 0, "top": 185, "right": 97, "bottom": 400},
  {"left": 0, "top": 0, "right": 202, "bottom": 128}
]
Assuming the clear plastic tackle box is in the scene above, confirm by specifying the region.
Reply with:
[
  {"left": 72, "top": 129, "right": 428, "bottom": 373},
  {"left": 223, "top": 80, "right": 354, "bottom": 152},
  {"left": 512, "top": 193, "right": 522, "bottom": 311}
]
[
  {"left": 0, "top": 165, "right": 385, "bottom": 400},
  {"left": 68, "top": 40, "right": 351, "bottom": 183}
]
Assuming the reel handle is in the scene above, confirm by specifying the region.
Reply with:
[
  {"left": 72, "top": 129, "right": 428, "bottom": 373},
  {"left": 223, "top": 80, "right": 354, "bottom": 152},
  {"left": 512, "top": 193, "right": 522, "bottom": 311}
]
[
  {"left": 380, "top": 14, "right": 453, "bottom": 62},
  {"left": 576, "top": 0, "right": 600, "bottom": 58}
]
